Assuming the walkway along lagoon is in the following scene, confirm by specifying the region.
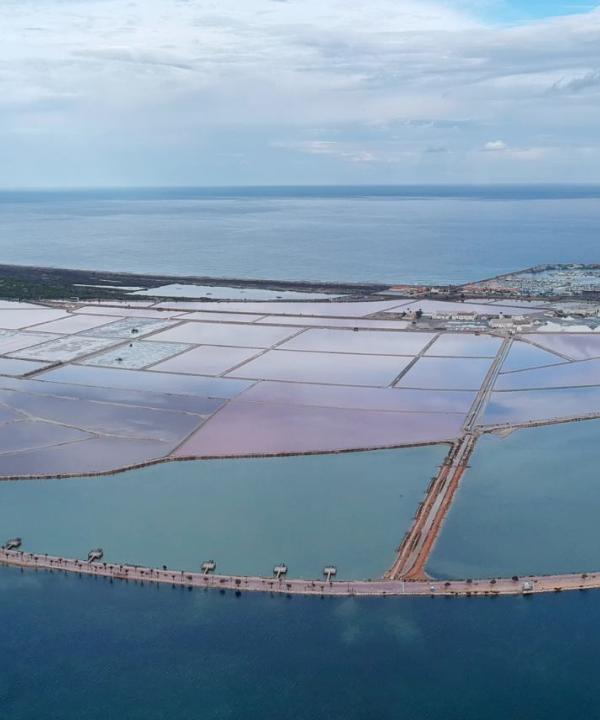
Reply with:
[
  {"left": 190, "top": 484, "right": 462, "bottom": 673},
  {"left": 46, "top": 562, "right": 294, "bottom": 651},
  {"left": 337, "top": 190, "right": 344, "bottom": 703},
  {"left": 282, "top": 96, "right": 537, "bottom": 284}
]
[{"left": 2, "top": 549, "right": 600, "bottom": 598}]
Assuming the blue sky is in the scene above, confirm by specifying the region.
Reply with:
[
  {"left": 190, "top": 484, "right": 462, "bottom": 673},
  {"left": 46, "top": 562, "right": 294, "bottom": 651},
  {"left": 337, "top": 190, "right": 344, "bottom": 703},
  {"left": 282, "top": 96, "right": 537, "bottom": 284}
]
[
  {"left": 1, "top": 0, "right": 599, "bottom": 187},
  {"left": 489, "top": 1, "right": 597, "bottom": 20}
]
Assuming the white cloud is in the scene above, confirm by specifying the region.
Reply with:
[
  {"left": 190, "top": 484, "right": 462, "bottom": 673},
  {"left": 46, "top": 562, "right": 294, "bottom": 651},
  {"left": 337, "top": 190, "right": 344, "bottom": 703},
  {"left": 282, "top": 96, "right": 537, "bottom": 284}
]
[
  {"left": 273, "top": 140, "right": 376, "bottom": 163},
  {"left": 481, "top": 140, "right": 555, "bottom": 161},
  {"left": 483, "top": 140, "right": 508, "bottom": 151},
  {"left": 0, "top": 0, "right": 599, "bottom": 184}
]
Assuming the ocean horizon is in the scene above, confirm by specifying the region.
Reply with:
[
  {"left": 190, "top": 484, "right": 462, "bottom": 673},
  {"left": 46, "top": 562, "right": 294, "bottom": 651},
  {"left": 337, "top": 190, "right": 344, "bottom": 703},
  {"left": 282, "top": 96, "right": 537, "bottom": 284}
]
[{"left": 2, "top": 184, "right": 599, "bottom": 285}]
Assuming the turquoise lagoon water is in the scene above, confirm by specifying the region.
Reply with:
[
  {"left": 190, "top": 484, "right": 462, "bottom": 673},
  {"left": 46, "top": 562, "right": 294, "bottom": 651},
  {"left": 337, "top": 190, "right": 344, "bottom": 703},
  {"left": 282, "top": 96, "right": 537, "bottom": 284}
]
[
  {"left": 428, "top": 420, "right": 600, "bottom": 579},
  {"left": 3, "top": 565, "right": 600, "bottom": 720},
  {"left": 0, "top": 447, "right": 446, "bottom": 580},
  {"left": 2, "top": 185, "right": 600, "bottom": 284}
]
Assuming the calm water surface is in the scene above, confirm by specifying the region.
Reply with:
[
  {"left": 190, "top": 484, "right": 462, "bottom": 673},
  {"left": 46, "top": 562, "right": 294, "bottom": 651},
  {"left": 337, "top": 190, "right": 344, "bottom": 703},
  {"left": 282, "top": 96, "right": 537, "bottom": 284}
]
[
  {"left": 2, "top": 566, "right": 600, "bottom": 720},
  {"left": 428, "top": 420, "right": 600, "bottom": 579},
  {"left": 0, "top": 447, "right": 446, "bottom": 579},
  {"left": 1, "top": 185, "right": 599, "bottom": 284}
]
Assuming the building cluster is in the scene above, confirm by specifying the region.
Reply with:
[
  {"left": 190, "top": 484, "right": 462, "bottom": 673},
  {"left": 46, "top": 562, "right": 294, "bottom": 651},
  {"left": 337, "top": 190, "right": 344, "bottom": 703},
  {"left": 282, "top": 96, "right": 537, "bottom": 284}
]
[
  {"left": 464, "top": 265, "right": 600, "bottom": 299},
  {"left": 396, "top": 306, "right": 545, "bottom": 333}
]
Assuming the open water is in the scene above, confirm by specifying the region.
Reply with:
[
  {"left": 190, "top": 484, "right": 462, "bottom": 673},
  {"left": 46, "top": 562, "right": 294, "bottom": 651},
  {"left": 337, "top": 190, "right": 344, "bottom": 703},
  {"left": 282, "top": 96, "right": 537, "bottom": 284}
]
[
  {"left": 1, "top": 185, "right": 599, "bottom": 284},
  {"left": 2, "top": 566, "right": 600, "bottom": 720}
]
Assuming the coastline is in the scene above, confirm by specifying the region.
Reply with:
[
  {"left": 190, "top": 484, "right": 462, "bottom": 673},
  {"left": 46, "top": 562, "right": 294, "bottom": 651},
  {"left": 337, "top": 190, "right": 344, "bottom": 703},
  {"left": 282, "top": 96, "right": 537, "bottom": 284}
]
[{"left": 0, "top": 263, "right": 386, "bottom": 302}]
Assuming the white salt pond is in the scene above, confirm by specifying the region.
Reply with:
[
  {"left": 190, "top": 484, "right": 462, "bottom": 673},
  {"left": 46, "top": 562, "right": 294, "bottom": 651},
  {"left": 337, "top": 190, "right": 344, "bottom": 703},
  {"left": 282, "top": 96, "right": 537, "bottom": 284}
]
[{"left": 132, "top": 284, "right": 344, "bottom": 300}]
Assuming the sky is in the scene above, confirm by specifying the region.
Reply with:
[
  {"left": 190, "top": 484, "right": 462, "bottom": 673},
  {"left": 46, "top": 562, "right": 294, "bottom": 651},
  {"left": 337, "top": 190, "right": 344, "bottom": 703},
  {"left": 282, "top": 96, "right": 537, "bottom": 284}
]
[{"left": 1, "top": 0, "right": 600, "bottom": 187}]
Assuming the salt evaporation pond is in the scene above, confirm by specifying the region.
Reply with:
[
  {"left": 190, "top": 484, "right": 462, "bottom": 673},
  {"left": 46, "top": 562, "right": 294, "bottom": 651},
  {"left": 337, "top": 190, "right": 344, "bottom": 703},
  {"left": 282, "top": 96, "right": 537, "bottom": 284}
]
[
  {"left": 428, "top": 419, "right": 600, "bottom": 579},
  {"left": 0, "top": 447, "right": 446, "bottom": 579}
]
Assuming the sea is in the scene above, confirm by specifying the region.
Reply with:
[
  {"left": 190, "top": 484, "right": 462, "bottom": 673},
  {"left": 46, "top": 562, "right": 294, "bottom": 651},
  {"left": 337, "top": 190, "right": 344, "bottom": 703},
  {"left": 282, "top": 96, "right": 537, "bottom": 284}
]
[
  {"left": 2, "top": 184, "right": 600, "bottom": 718},
  {"left": 1, "top": 185, "right": 600, "bottom": 284},
  {"left": 2, "top": 566, "right": 600, "bottom": 720}
]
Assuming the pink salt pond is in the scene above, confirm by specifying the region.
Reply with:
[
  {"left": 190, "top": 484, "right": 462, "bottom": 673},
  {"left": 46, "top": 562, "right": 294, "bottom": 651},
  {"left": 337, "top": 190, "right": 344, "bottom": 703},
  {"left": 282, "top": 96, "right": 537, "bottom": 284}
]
[
  {"left": 500, "top": 340, "right": 565, "bottom": 372},
  {"left": 279, "top": 328, "right": 435, "bottom": 355},
  {"left": 228, "top": 349, "right": 411, "bottom": 386},
  {"left": 74, "top": 306, "right": 181, "bottom": 319},
  {"left": 481, "top": 387, "right": 600, "bottom": 426},
  {"left": 425, "top": 333, "right": 502, "bottom": 358},
  {"left": 174, "top": 400, "right": 465, "bottom": 458},
  {"left": 0, "top": 376, "right": 221, "bottom": 477},
  {"left": 0, "top": 420, "right": 90, "bottom": 454},
  {"left": 240, "top": 380, "right": 476, "bottom": 414},
  {"left": 396, "top": 357, "right": 493, "bottom": 390},
  {"left": 520, "top": 333, "right": 600, "bottom": 361},
  {"left": 39, "top": 365, "right": 253, "bottom": 398},
  {"left": 149, "top": 345, "right": 261, "bottom": 376},
  {"left": 152, "top": 299, "right": 407, "bottom": 317},
  {"left": 150, "top": 322, "right": 296, "bottom": 348},
  {"left": 0, "top": 437, "right": 175, "bottom": 478},
  {"left": 173, "top": 311, "right": 267, "bottom": 323},
  {"left": 495, "top": 358, "right": 600, "bottom": 391},
  {"left": 257, "top": 316, "right": 410, "bottom": 330}
]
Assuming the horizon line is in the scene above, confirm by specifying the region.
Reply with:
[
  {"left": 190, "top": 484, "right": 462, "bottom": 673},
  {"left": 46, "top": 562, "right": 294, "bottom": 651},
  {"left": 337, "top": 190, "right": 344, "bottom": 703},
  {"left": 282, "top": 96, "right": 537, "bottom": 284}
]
[{"left": 2, "top": 182, "right": 600, "bottom": 192}]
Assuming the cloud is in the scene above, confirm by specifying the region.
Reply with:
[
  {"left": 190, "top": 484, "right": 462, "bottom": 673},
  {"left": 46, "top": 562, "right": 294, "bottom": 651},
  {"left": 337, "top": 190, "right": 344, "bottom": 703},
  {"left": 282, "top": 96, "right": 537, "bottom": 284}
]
[
  {"left": 0, "top": 0, "right": 599, "bottom": 184},
  {"left": 483, "top": 140, "right": 508, "bottom": 151},
  {"left": 424, "top": 145, "right": 448, "bottom": 153},
  {"left": 274, "top": 140, "right": 376, "bottom": 162},
  {"left": 550, "top": 69, "right": 600, "bottom": 93},
  {"left": 481, "top": 140, "right": 553, "bottom": 160},
  {"left": 73, "top": 48, "right": 195, "bottom": 71}
]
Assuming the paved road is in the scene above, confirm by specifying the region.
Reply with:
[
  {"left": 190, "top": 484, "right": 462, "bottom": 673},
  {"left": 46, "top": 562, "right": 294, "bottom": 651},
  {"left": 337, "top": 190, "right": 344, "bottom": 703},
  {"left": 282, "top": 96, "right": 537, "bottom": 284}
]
[{"left": 2, "top": 549, "right": 598, "bottom": 598}]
